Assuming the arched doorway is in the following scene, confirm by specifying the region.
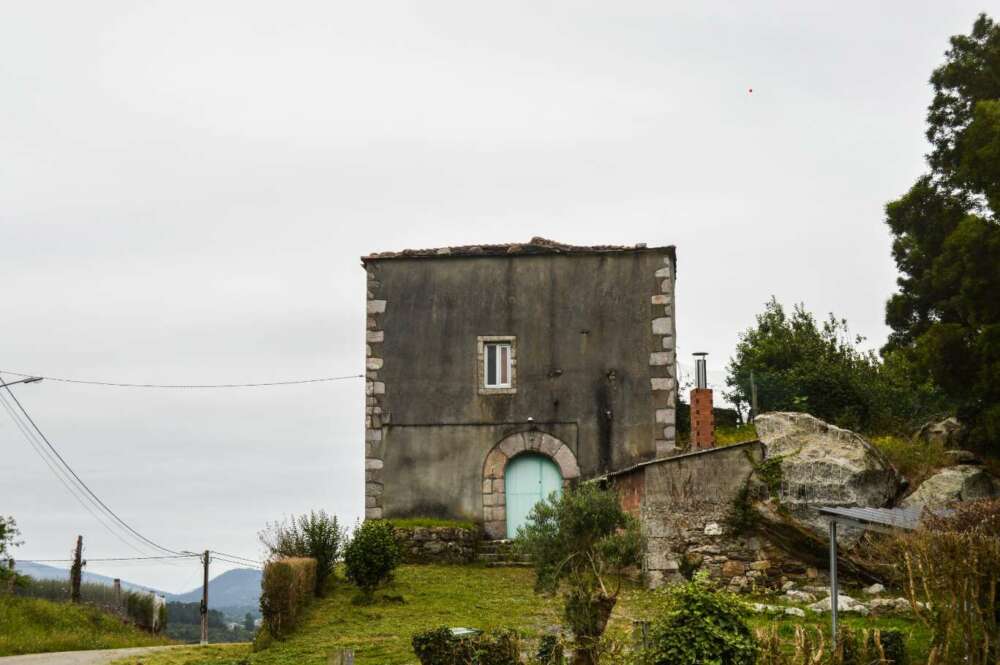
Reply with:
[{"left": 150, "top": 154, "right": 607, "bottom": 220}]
[
  {"left": 505, "top": 454, "right": 562, "bottom": 538},
  {"left": 481, "top": 431, "right": 580, "bottom": 540}
]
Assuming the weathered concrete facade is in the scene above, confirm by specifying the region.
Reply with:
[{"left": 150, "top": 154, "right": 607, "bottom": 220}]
[{"left": 362, "top": 238, "right": 677, "bottom": 537}]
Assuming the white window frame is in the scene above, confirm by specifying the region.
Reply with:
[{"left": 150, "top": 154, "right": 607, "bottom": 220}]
[
  {"left": 484, "top": 342, "right": 512, "bottom": 388},
  {"left": 477, "top": 335, "right": 517, "bottom": 395}
]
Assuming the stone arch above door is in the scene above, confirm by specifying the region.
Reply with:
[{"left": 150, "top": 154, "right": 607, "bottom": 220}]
[{"left": 482, "top": 431, "right": 581, "bottom": 540}]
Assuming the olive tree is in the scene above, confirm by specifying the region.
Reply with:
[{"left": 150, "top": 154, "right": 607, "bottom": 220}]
[{"left": 516, "top": 484, "right": 644, "bottom": 665}]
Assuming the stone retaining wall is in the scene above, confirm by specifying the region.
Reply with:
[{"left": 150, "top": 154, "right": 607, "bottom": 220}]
[
  {"left": 393, "top": 526, "right": 481, "bottom": 564},
  {"left": 612, "top": 441, "right": 823, "bottom": 589}
]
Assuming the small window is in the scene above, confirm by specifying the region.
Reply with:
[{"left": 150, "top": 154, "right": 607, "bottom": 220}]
[
  {"left": 484, "top": 342, "right": 512, "bottom": 388},
  {"left": 477, "top": 335, "right": 517, "bottom": 394}
]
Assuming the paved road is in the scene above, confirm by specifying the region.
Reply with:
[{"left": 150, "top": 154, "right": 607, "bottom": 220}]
[{"left": 0, "top": 646, "right": 180, "bottom": 665}]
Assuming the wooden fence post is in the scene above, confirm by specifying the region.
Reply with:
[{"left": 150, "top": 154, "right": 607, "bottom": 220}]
[{"left": 70, "top": 536, "right": 83, "bottom": 603}]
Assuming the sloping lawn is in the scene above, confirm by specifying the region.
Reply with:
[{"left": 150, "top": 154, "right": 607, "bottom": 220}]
[
  {"left": 0, "top": 594, "right": 171, "bottom": 656},
  {"left": 110, "top": 564, "right": 931, "bottom": 665}
]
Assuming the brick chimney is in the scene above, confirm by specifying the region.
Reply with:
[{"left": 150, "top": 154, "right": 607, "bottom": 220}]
[{"left": 690, "top": 352, "right": 715, "bottom": 449}]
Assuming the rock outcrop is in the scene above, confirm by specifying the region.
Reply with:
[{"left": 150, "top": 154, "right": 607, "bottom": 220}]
[
  {"left": 808, "top": 594, "right": 869, "bottom": 616},
  {"left": 900, "top": 465, "right": 998, "bottom": 508},
  {"left": 755, "top": 412, "right": 901, "bottom": 539},
  {"left": 915, "top": 417, "right": 963, "bottom": 447}
]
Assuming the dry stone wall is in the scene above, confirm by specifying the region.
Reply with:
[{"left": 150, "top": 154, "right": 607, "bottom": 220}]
[
  {"left": 621, "top": 442, "right": 819, "bottom": 590},
  {"left": 393, "top": 526, "right": 480, "bottom": 564}
]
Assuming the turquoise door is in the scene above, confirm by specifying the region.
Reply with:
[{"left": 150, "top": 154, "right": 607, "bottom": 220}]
[{"left": 505, "top": 454, "right": 563, "bottom": 538}]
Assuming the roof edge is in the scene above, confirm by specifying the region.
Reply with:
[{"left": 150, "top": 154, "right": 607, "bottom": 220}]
[{"left": 361, "top": 237, "right": 676, "bottom": 265}]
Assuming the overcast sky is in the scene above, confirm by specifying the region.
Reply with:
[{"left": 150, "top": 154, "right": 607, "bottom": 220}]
[{"left": 1, "top": 1, "right": 987, "bottom": 592}]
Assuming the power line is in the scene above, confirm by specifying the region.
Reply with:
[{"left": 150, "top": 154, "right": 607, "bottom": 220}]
[
  {"left": 0, "top": 375, "right": 185, "bottom": 556},
  {"left": 209, "top": 550, "right": 262, "bottom": 565},
  {"left": 16, "top": 555, "right": 199, "bottom": 563},
  {"left": 210, "top": 555, "right": 262, "bottom": 570},
  {"left": 0, "top": 391, "right": 160, "bottom": 559},
  {"left": 0, "top": 369, "right": 364, "bottom": 389}
]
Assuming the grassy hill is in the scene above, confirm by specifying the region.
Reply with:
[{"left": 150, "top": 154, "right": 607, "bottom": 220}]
[
  {"left": 0, "top": 594, "right": 171, "bottom": 656},
  {"left": 108, "top": 564, "right": 932, "bottom": 665}
]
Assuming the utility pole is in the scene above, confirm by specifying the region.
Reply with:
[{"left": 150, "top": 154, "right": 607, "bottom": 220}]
[
  {"left": 200, "top": 550, "right": 210, "bottom": 645},
  {"left": 750, "top": 370, "right": 759, "bottom": 424},
  {"left": 70, "top": 535, "right": 83, "bottom": 603},
  {"left": 113, "top": 578, "right": 122, "bottom": 611}
]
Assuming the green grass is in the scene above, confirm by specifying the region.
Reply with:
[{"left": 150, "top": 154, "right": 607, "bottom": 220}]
[
  {"left": 0, "top": 594, "right": 172, "bottom": 656},
  {"left": 715, "top": 424, "right": 759, "bottom": 446},
  {"left": 110, "top": 565, "right": 931, "bottom": 665},
  {"left": 870, "top": 434, "right": 950, "bottom": 487},
  {"left": 387, "top": 517, "right": 477, "bottom": 531}
]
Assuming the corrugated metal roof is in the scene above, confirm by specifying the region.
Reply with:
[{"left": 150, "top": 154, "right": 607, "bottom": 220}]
[{"left": 818, "top": 506, "right": 924, "bottom": 531}]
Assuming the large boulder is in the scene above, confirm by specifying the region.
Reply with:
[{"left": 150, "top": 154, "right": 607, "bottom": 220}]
[
  {"left": 915, "top": 416, "right": 963, "bottom": 447},
  {"left": 900, "top": 465, "right": 998, "bottom": 508},
  {"left": 755, "top": 413, "right": 901, "bottom": 539}
]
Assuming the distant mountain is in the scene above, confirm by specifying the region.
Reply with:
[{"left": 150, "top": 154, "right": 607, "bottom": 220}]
[
  {"left": 15, "top": 561, "right": 165, "bottom": 595},
  {"left": 169, "top": 568, "right": 262, "bottom": 608},
  {"left": 16, "top": 561, "right": 261, "bottom": 613}
]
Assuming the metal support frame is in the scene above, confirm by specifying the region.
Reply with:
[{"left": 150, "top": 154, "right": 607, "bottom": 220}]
[
  {"left": 829, "top": 520, "right": 838, "bottom": 645},
  {"left": 819, "top": 505, "right": 924, "bottom": 650}
]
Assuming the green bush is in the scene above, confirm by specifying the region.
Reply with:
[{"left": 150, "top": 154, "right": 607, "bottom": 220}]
[
  {"left": 411, "top": 626, "right": 522, "bottom": 665},
  {"left": 124, "top": 592, "right": 155, "bottom": 630},
  {"left": 344, "top": 520, "right": 400, "bottom": 601},
  {"left": 870, "top": 434, "right": 950, "bottom": 487},
  {"left": 537, "top": 634, "right": 565, "bottom": 664},
  {"left": 259, "top": 510, "right": 345, "bottom": 596},
  {"left": 259, "top": 557, "right": 317, "bottom": 640},
  {"left": 643, "top": 573, "right": 757, "bottom": 665}
]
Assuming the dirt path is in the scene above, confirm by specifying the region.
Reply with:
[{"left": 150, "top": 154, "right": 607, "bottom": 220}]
[{"left": 0, "top": 646, "right": 180, "bottom": 665}]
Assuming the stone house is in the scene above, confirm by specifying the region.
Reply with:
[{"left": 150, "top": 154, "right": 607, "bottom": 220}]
[{"left": 362, "top": 237, "right": 678, "bottom": 540}]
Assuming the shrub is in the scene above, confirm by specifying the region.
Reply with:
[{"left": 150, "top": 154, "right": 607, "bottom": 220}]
[
  {"left": 755, "top": 624, "right": 907, "bottom": 665},
  {"left": 344, "top": 520, "right": 400, "bottom": 601},
  {"left": 643, "top": 573, "right": 756, "bottom": 665},
  {"left": 873, "top": 498, "right": 1000, "bottom": 665},
  {"left": 259, "top": 557, "right": 317, "bottom": 640},
  {"left": 870, "top": 434, "right": 950, "bottom": 487},
  {"left": 537, "top": 634, "right": 564, "bottom": 664},
  {"left": 124, "top": 592, "right": 155, "bottom": 630},
  {"left": 411, "top": 626, "right": 522, "bottom": 665},
  {"left": 259, "top": 510, "right": 345, "bottom": 596},
  {"left": 516, "top": 484, "right": 643, "bottom": 665}
]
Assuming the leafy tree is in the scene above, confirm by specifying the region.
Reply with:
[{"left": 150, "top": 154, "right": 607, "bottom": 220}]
[
  {"left": 343, "top": 519, "right": 400, "bottom": 602},
  {"left": 515, "top": 485, "right": 643, "bottom": 665},
  {"left": 0, "top": 515, "right": 22, "bottom": 585},
  {"left": 259, "top": 510, "right": 346, "bottom": 596},
  {"left": 725, "top": 298, "right": 940, "bottom": 433},
  {"left": 244, "top": 612, "right": 255, "bottom": 632},
  {"left": 884, "top": 13, "right": 1000, "bottom": 451},
  {"left": 0, "top": 515, "right": 21, "bottom": 560}
]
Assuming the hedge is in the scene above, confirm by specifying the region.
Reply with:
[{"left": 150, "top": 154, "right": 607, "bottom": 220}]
[{"left": 260, "top": 557, "right": 317, "bottom": 639}]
